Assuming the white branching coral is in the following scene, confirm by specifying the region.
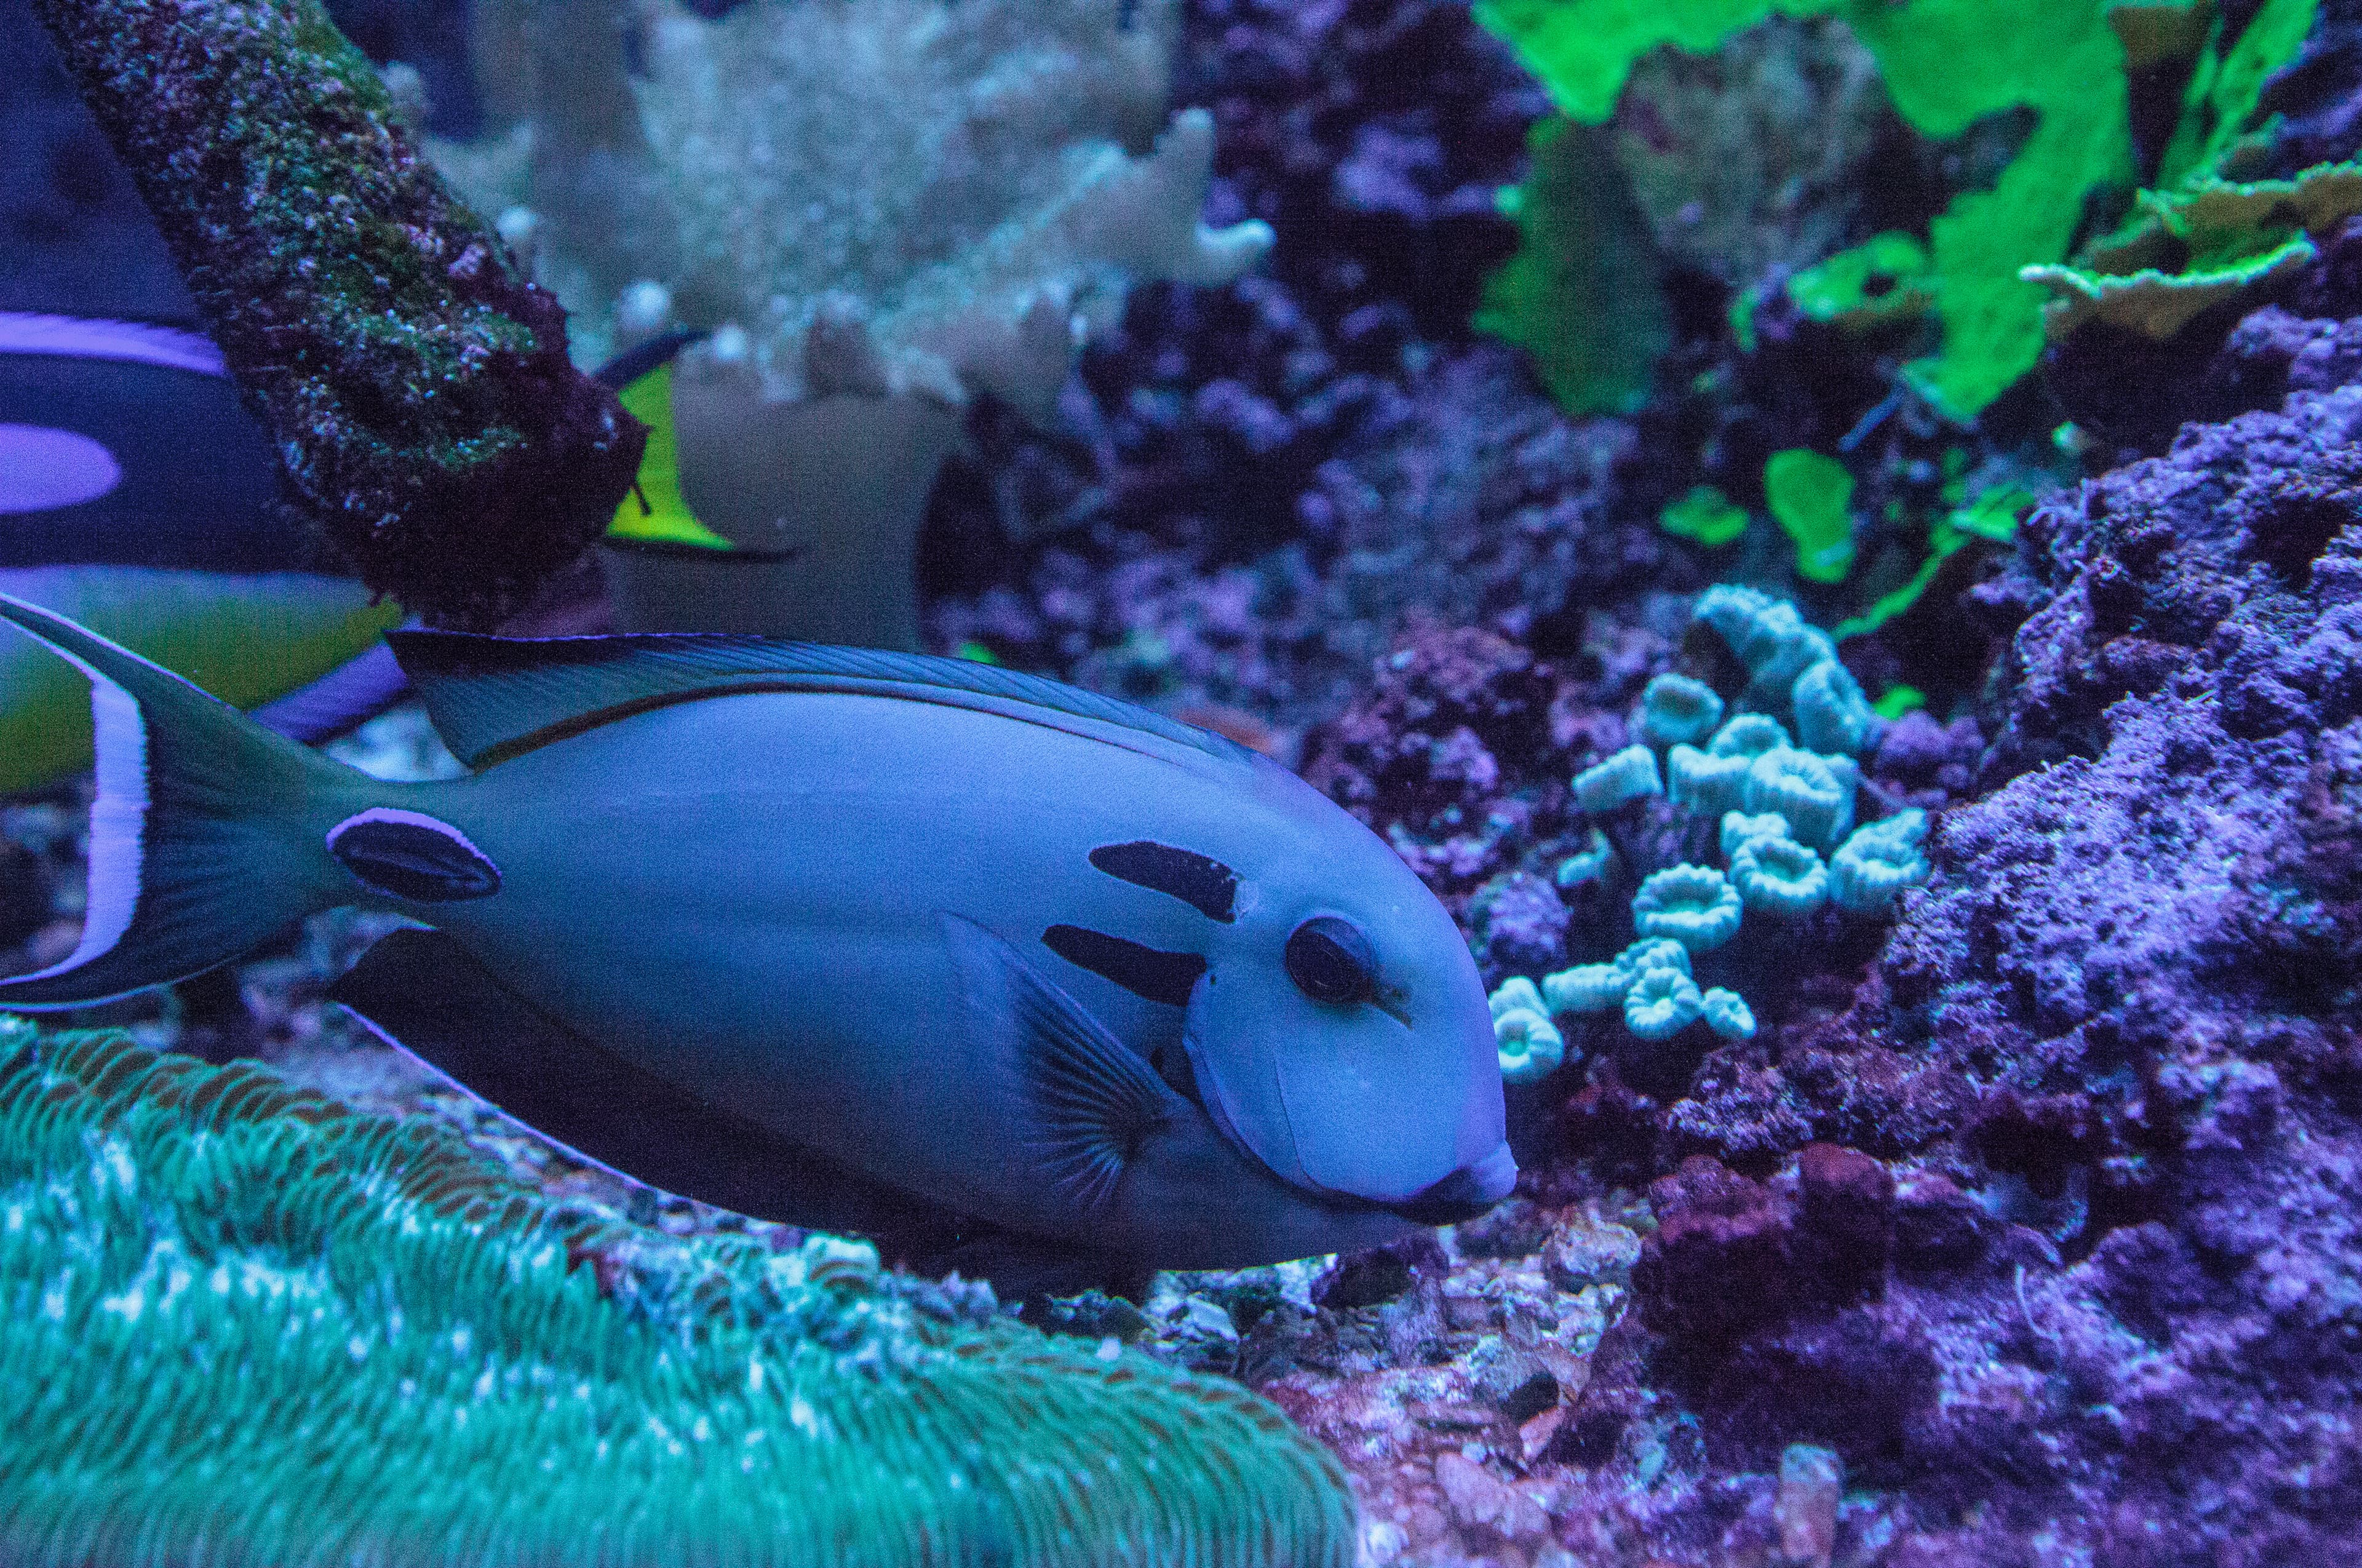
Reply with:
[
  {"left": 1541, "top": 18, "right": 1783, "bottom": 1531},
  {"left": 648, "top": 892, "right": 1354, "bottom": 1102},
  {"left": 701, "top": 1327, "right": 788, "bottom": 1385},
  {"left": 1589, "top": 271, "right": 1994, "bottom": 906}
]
[{"left": 434, "top": 0, "right": 1273, "bottom": 646}]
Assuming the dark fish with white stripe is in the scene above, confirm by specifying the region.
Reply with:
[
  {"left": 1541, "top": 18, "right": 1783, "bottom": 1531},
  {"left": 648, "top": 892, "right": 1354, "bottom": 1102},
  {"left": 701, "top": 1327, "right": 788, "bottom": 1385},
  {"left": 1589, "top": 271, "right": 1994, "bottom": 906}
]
[
  {"left": 0, "top": 598, "right": 1514, "bottom": 1279},
  {"left": 0, "top": 313, "right": 400, "bottom": 789},
  {"left": 0, "top": 311, "right": 300, "bottom": 570}
]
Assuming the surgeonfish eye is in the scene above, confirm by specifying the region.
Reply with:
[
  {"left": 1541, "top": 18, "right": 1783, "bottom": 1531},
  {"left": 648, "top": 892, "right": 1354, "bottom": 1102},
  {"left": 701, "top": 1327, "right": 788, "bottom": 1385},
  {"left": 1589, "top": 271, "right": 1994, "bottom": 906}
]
[{"left": 1283, "top": 915, "right": 1377, "bottom": 1006}]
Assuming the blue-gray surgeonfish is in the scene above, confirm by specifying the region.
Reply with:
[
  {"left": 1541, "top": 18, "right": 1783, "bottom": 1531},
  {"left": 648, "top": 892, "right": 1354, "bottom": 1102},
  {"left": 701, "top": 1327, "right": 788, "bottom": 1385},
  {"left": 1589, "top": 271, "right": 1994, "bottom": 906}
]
[{"left": 0, "top": 597, "right": 1516, "bottom": 1283}]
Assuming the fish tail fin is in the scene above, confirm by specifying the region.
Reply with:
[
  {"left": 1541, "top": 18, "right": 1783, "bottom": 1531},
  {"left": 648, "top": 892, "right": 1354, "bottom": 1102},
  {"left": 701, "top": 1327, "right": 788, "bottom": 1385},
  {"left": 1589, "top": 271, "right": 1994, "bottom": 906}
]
[{"left": 0, "top": 593, "right": 375, "bottom": 1009}]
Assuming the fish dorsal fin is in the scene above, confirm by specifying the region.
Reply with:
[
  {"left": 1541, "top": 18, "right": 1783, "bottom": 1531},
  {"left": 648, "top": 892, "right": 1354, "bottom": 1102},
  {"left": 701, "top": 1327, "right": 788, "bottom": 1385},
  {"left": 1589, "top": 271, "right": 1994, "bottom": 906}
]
[{"left": 384, "top": 631, "right": 1255, "bottom": 770}]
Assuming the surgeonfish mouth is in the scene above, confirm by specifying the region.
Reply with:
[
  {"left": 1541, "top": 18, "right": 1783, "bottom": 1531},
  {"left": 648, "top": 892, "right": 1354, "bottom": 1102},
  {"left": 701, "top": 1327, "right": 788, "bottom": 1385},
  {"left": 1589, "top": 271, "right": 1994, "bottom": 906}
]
[{"left": 1075, "top": 832, "right": 1511, "bottom": 1221}]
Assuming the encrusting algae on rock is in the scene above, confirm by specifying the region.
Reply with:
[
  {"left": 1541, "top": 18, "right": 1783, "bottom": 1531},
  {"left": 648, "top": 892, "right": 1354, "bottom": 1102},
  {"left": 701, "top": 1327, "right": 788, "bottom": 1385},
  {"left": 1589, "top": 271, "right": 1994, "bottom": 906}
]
[
  {"left": 0, "top": 1018, "right": 1357, "bottom": 1567},
  {"left": 27, "top": 0, "right": 645, "bottom": 628}
]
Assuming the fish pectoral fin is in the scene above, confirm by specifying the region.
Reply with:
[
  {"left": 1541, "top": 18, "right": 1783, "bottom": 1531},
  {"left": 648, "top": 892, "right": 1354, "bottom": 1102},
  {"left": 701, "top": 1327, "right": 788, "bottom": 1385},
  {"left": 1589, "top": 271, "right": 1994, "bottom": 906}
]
[{"left": 943, "top": 915, "right": 1175, "bottom": 1217}]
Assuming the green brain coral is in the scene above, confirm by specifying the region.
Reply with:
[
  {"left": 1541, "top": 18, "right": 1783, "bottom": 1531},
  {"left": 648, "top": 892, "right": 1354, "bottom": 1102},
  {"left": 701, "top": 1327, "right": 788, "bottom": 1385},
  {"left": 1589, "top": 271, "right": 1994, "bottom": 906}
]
[{"left": 0, "top": 1021, "right": 1354, "bottom": 1567}]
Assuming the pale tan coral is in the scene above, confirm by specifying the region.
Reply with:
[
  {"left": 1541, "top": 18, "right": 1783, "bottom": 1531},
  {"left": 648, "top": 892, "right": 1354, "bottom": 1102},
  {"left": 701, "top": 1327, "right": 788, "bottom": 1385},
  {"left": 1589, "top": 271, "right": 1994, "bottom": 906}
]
[{"left": 431, "top": 0, "right": 1271, "bottom": 645}]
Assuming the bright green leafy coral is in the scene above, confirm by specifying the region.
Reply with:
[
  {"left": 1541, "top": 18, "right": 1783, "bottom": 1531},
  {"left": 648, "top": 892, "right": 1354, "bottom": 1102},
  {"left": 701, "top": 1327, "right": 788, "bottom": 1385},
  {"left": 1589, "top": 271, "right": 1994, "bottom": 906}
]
[
  {"left": 2023, "top": 229, "right": 2315, "bottom": 337},
  {"left": 1832, "top": 480, "right": 2031, "bottom": 639},
  {"left": 1475, "top": 116, "right": 1672, "bottom": 415},
  {"left": 2019, "top": 0, "right": 2330, "bottom": 341},
  {"left": 1473, "top": 0, "right": 1797, "bottom": 122},
  {"left": 1476, "top": 0, "right": 2139, "bottom": 421},
  {"left": 2158, "top": 0, "right": 2319, "bottom": 189},
  {"left": 1787, "top": 230, "right": 1934, "bottom": 330},
  {"left": 1762, "top": 448, "right": 1857, "bottom": 583},
  {"left": 0, "top": 1021, "right": 1354, "bottom": 1568},
  {"left": 1659, "top": 484, "right": 1750, "bottom": 546},
  {"left": 1872, "top": 683, "right": 1928, "bottom": 718}
]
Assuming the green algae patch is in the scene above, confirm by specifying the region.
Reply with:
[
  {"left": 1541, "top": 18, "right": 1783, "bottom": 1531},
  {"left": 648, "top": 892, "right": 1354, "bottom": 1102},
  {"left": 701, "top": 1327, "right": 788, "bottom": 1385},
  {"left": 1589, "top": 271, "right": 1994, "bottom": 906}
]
[
  {"left": 1764, "top": 449, "right": 1857, "bottom": 583},
  {"left": 1660, "top": 484, "right": 1751, "bottom": 547},
  {"left": 1477, "top": 116, "right": 1673, "bottom": 415},
  {"left": 1788, "top": 230, "right": 1935, "bottom": 330},
  {"left": 0, "top": 1021, "right": 1356, "bottom": 1567},
  {"left": 1476, "top": 0, "right": 2139, "bottom": 422}
]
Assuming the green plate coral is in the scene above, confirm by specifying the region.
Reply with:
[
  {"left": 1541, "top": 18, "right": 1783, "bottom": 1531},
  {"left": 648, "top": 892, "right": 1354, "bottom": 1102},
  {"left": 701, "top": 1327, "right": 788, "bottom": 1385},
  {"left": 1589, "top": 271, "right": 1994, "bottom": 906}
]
[
  {"left": 2026, "top": 159, "right": 2362, "bottom": 339},
  {"left": 0, "top": 1021, "right": 1354, "bottom": 1567}
]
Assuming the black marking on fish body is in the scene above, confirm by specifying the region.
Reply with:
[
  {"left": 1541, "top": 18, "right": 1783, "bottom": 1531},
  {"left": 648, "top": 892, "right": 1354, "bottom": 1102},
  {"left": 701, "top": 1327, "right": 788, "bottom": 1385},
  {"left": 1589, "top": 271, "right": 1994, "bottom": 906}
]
[
  {"left": 327, "top": 809, "right": 501, "bottom": 902},
  {"left": 1041, "top": 925, "right": 1206, "bottom": 1008},
  {"left": 1086, "top": 841, "right": 1237, "bottom": 922}
]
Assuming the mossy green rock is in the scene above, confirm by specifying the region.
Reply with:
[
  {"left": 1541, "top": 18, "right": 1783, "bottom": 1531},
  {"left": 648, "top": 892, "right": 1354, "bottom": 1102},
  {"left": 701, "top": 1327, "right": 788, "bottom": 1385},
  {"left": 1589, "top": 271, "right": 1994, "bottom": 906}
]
[
  {"left": 30, "top": 0, "right": 644, "bottom": 627},
  {"left": 0, "top": 1022, "right": 1354, "bottom": 1567}
]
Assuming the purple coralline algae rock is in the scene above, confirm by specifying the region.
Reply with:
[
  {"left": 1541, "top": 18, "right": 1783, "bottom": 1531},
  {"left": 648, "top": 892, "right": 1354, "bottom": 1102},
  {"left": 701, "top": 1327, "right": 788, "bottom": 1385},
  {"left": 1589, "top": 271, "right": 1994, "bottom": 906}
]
[
  {"left": 1225, "top": 247, "right": 2362, "bottom": 1559},
  {"left": 1868, "top": 709, "right": 1985, "bottom": 809},
  {"left": 1467, "top": 869, "right": 1571, "bottom": 977},
  {"left": 1607, "top": 372, "right": 2362, "bottom": 1560},
  {"left": 1633, "top": 1146, "right": 1898, "bottom": 1358},
  {"left": 1300, "top": 622, "right": 1589, "bottom": 901}
]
